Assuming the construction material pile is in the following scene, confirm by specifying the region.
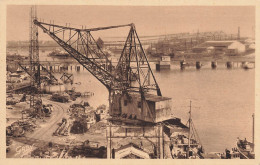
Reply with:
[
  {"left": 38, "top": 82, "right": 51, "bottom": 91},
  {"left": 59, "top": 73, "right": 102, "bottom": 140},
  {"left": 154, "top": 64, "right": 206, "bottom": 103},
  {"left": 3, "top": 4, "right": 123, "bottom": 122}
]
[
  {"left": 68, "top": 103, "right": 87, "bottom": 117},
  {"left": 6, "top": 119, "right": 37, "bottom": 137},
  {"left": 70, "top": 117, "right": 88, "bottom": 134},
  {"left": 51, "top": 92, "right": 69, "bottom": 103},
  {"left": 6, "top": 94, "right": 20, "bottom": 105},
  {"left": 53, "top": 118, "right": 71, "bottom": 136},
  {"left": 68, "top": 140, "right": 106, "bottom": 158},
  {"left": 25, "top": 103, "right": 52, "bottom": 119},
  {"left": 31, "top": 142, "right": 67, "bottom": 158}
]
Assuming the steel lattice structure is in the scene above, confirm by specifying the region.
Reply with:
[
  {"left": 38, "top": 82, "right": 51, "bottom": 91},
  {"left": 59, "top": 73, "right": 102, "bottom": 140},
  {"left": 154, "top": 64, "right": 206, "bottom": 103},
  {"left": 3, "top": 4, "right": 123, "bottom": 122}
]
[
  {"left": 29, "top": 6, "right": 42, "bottom": 113},
  {"left": 18, "top": 62, "right": 58, "bottom": 83},
  {"left": 115, "top": 24, "right": 161, "bottom": 96},
  {"left": 17, "top": 6, "right": 58, "bottom": 115},
  {"left": 34, "top": 20, "right": 161, "bottom": 95},
  {"left": 34, "top": 20, "right": 162, "bottom": 120}
]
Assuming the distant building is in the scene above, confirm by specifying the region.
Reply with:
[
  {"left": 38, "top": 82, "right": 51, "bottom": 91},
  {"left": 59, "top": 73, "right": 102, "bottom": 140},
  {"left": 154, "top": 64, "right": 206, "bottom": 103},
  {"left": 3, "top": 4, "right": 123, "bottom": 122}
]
[{"left": 192, "top": 40, "right": 246, "bottom": 55}]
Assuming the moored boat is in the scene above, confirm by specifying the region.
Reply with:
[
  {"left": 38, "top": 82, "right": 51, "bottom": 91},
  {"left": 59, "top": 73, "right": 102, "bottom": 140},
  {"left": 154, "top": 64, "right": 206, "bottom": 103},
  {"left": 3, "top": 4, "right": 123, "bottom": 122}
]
[
  {"left": 48, "top": 49, "right": 71, "bottom": 58},
  {"left": 242, "top": 62, "right": 254, "bottom": 70},
  {"left": 236, "top": 138, "right": 255, "bottom": 159},
  {"left": 235, "top": 113, "right": 255, "bottom": 159},
  {"left": 169, "top": 101, "right": 204, "bottom": 159}
]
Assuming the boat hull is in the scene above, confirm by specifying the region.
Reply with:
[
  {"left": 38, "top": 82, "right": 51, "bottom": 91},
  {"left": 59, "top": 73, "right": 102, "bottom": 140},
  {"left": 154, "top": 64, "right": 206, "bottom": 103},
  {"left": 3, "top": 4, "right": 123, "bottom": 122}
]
[{"left": 237, "top": 140, "right": 255, "bottom": 159}]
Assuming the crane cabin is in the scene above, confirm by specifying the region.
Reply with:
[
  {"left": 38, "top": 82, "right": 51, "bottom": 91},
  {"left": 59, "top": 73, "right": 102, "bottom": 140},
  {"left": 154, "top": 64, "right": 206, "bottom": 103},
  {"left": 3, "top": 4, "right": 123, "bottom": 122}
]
[{"left": 111, "top": 93, "right": 172, "bottom": 123}]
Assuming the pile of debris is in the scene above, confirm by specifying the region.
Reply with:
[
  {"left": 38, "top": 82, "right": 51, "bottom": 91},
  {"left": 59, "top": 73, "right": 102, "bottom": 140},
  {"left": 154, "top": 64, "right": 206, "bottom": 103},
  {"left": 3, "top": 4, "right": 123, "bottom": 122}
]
[
  {"left": 6, "top": 119, "right": 37, "bottom": 137},
  {"left": 68, "top": 140, "right": 106, "bottom": 158},
  {"left": 66, "top": 88, "right": 81, "bottom": 101},
  {"left": 6, "top": 94, "right": 20, "bottom": 105},
  {"left": 65, "top": 87, "right": 94, "bottom": 101},
  {"left": 6, "top": 97, "right": 19, "bottom": 105},
  {"left": 22, "top": 103, "right": 53, "bottom": 119},
  {"left": 68, "top": 103, "right": 88, "bottom": 117},
  {"left": 31, "top": 142, "right": 68, "bottom": 158},
  {"left": 51, "top": 92, "right": 69, "bottom": 103},
  {"left": 70, "top": 117, "right": 89, "bottom": 134}
]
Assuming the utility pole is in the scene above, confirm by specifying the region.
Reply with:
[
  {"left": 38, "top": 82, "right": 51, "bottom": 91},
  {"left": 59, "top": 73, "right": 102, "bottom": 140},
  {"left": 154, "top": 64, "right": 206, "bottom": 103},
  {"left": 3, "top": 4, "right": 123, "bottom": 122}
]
[{"left": 187, "top": 100, "right": 192, "bottom": 158}]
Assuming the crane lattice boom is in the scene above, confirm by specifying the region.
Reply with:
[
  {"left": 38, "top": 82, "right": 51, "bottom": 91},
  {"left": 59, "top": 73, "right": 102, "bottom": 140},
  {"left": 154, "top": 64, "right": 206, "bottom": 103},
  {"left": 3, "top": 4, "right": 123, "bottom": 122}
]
[
  {"left": 34, "top": 20, "right": 124, "bottom": 90},
  {"left": 34, "top": 20, "right": 161, "bottom": 95}
]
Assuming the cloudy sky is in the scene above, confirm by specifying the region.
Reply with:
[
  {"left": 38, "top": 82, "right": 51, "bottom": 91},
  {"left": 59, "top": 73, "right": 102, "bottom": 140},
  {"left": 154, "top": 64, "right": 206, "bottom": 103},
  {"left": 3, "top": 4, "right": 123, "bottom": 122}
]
[{"left": 6, "top": 5, "right": 255, "bottom": 41}]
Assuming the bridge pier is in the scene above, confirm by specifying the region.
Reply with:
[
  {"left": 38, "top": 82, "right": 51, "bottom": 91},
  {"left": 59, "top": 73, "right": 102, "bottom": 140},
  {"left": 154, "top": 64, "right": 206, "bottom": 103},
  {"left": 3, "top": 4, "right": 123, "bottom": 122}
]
[
  {"left": 76, "top": 66, "right": 80, "bottom": 72},
  {"left": 180, "top": 60, "right": 186, "bottom": 70},
  {"left": 226, "top": 61, "right": 233, "bottom": 69},
  {"left": 196, "top": 61, "right": 202, "bottom": 70},
  {"left": 211, "top": 61, "right": 217, "bottom": 69}
]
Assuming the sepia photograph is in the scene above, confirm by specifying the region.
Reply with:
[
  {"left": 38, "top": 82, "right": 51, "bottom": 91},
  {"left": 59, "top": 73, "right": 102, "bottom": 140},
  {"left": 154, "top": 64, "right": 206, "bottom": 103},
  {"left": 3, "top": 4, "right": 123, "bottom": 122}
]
[{"left": 4, "top": 4, "right": 256, "bottom": 160}]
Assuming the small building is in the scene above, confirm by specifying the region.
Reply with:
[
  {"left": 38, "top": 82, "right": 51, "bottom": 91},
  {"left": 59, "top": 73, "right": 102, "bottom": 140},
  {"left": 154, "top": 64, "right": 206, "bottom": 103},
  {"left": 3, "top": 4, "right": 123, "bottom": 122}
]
[
  {"left": 96, "top": 105, "right": 107, "bottom": 121},
  {"left": 192, "top": 40, "right": 246, "bottom": 55},
  {"left": 86, "top": 110, "right": 97, "bottom": 125}
]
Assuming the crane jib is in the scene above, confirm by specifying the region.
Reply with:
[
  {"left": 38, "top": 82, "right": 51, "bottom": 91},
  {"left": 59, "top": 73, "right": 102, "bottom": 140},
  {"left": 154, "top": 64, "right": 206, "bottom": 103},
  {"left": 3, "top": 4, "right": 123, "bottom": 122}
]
[
  {"left": 34, "top": 20, "right": 162, "bottom": 96},
  {"left": 35, "top": 21, "right": 122, "bottom": 89}
]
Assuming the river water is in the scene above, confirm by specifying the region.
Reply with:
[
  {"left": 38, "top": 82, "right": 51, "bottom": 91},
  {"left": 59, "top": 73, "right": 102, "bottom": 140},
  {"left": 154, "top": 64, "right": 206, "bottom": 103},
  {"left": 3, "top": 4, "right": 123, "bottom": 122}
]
[
  {"left": 154, "top": 63, "right": 254, "bottom": 153},
  {"left": 10, "top": 49, "right": 255, "bottom": 153}
]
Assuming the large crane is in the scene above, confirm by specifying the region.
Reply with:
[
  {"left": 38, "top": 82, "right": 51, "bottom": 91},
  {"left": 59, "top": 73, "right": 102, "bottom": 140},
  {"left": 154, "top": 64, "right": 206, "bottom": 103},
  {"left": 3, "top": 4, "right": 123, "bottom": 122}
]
[
  {"left": 34, "top": 19, "right": 171, "bottom": 123},
  {"left": 28, "top": 6, "right": 42, "bottom": 115}
]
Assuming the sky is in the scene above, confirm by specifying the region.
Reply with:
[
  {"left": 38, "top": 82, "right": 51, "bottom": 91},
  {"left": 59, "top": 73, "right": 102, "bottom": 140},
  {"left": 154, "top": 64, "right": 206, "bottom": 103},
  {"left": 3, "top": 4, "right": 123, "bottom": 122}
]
[{"left": 6, "top": 5, "right": 255, "bottom": 41}]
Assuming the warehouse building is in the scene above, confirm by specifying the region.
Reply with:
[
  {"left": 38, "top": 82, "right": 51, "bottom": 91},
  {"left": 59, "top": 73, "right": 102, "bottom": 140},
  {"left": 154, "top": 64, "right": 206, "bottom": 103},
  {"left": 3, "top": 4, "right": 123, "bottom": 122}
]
[{"left": 192, "top": 40, "right": 246, "bottom": 55}]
